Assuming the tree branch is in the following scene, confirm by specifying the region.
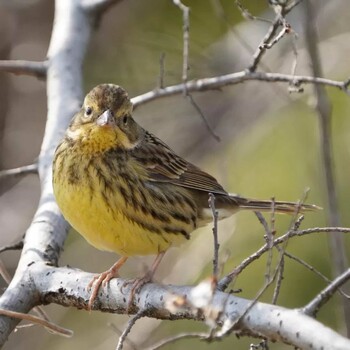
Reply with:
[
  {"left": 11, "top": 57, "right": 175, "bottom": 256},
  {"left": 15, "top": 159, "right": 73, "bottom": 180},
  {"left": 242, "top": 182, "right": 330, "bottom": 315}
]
[
  {"left": 217, "top": 227, "right": 350, "bottom": 292},
  {"left": 24, "top": 264, "right": 350, "bottom": 349},
  {"left": 131, "top": 71, "right": 350, "bottom": 108},
  {"left": 0, "top": 60, "right": 47, "bottom": 79},
  {"left": 0, "top": 163, "right": 38, "bottom": 180},
  {"left": 303, "top": 268, "right": 350, "bottom": 317}
]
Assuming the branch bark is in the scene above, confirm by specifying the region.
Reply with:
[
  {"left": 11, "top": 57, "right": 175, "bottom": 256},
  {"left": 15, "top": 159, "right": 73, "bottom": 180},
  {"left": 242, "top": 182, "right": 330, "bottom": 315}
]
[
  {"left": 29, "top": 264, "right": 350, "bottom": 350},
  {"left": 131, "top": 71, "right": 350, "bottom": 108}
]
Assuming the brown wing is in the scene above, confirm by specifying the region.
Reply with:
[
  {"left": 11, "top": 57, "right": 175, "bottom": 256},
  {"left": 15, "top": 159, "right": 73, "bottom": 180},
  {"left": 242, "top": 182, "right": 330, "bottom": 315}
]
[{"left": 132, "top": 131, "right": 228, "bottom": 195}]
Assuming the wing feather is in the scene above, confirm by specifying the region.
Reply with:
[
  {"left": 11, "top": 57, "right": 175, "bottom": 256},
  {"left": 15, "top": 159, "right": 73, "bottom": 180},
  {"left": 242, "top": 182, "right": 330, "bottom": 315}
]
[{"left": 132, "top": 131, "right": 227, "bottom": 195}]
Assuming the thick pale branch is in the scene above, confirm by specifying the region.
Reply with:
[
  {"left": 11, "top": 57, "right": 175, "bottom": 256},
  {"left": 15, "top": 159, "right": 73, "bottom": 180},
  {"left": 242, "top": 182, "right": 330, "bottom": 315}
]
[
  {"left": 0, "top": 60, "right": 47, "bottom": 79},
  {"left": 33, "top": 264, "right": 350, "bottom": 350},
  {"left": 131, "top": 71, "right": 349, "bottom": 108}
]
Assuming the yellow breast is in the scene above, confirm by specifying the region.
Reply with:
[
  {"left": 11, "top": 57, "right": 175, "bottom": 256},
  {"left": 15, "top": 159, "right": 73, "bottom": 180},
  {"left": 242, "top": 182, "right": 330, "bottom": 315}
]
[{"left": 53, "top": 143, "right": 196, "bottom": 257}]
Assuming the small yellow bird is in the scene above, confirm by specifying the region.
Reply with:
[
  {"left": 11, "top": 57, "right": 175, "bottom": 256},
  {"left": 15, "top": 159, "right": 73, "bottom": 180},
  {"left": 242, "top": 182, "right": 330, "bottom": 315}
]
[{"left": 53, "top": 84, "right": 318, "bottom": 308}]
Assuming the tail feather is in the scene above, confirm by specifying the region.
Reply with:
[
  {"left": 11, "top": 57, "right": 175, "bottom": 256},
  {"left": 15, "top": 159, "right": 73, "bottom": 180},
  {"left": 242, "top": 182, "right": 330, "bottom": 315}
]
[{"left": 229, "top": 195, "right": 321, "bottom": 214}]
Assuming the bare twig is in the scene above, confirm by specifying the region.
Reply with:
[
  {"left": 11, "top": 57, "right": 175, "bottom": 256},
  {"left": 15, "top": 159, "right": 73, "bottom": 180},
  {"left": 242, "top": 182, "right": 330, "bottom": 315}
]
[
  {"left": 158, "top": 53, "right": 165, "bottom": 89},
  {"left": 0, "top": 239, "right": 24, "bottom": 254},
  {"left": 0, "top": 259, "right": 12, "bottom": 284},
  {"left": 208, "top": 193, "right": 220, "bottom": 278},
  {"left": 248, "top": 14, "right": 282, "bottom": 72},
  {"left": 131, "top": 71, "right": 350, "bottom": 108},
  {"left": 145, "top": 332, "right": 208, "bottom": 350},
  {"left": 297, "top": 227, "right": 350, "bottom": 235},
  {"left": 0, "top": 60, "right": 47, "bottom": 79},
  {"left": 235, "top": 0, "right": 273, "bottom": 23},
  {"left": 303, "top": 0, "right": 350, "bottom": 334},
  {"left": 217, "top": 226, "right": 350, "bottom": 291},
  {"left": 0, "top": 163, "right": 38, "bottom": 180},
  {"left": 284, "top": 252, "right": 350, "bottom": 299},
  {"left": 303, "top": 268, "right": 350, "bottom": 317},
  {"left": 173, "top": 0, "right": 190, "bottom": 86},
  {"left": 219, "top": 251, "right": 284, "bottom": 338},
  {"left": 115, "top": 310, "right": 145, "bottom": 350},
  {"left": 248, "top": 0, "right": 303, "bottom": 72},
  {"left": 186, "top": 94, "right": 220, "bottom": 141},
  {"left": 271, "top": 255, "right": 284, "bottom": 305},
  {"left": 0, "top": 308, "right": 73, "bottom": 338},
  {"left": 254, "top": 207, "right": 284, "bottom": 305},
  {"left": 108, "top": 322, "right": 138, "bottom": 350},
  {"left": 261, "top": 23, "right": 291, "bottom": 50}
]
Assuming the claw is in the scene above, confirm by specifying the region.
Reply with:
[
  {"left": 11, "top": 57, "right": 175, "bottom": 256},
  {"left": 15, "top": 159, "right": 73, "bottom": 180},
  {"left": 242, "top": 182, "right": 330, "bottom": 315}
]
[
  {"left": 124, "top": 251, "right": 166, "bottom": 312},
  {"left": 87, "top": 256, "right": 128, "bottom": 310}
]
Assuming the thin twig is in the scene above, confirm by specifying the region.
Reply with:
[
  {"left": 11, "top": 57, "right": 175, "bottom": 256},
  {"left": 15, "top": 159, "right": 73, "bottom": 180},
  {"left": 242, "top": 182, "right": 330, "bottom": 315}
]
[
  {"left": 0, "top": 60, "right": 47, "bottom": 79},
  {"left": 173, "top": 0, "right": 190, "bottom": 86},
  {"left": 235, "top": 0, "right": 273, "bottom": 23},
  {"left": 145, "top": 332, "right": 208, "bottom": 350},
  {"left": 297, "top": 227, "right": 350, "bottom": 235},
  {"left": 108, "top": 322, "right": 138, "bottom": 350},
  {"left": 158, "top": 53, "right": 165, "bottom": 89},
  {"left": 186, "top": 94, "right": 220, "bottom": 142},
  {"left": 115, "top": 310, "right": 145, "bottom": 350},
  {"left": 0, "top": 239, "right": 24, "bottom": 254},
  {"left": 0, "top": 308, "right": 73, "bottom": 338},
  {"left": 248, "top": 14, "right": 282, "bottom": 72},
  {"left": 0, "top": 259, "right": 12, "bottom": 284},
  {"left": 271, "top": 255, "right": 284, "bottom": 305},
  {"left": 289, "top": 27, "right": 299, "bottom": 89},
  {"left": 261, "top": 23, "right": 291, "bottom": 50},
  {"left": 131, "top": 71, "right": 350, "bottom": 108},
  {"left": 217, "top": 226, "right": 350, "bottom": 291},
  {"left": 208, "top": 193, "right": 220, "bottom": 278},
  {"left": 285, "top": 252, "right": 350, "bottom": 299},
  {"left": 254, "top": 206, "right": 284, "bottom": 305},
  {"left": 303, "top": 268, "right": 350, "bottom": 317},
  {"left": 219, "top": 252, "right": 284, "bottom": 338},
  {"left": 248, "top": 0, "right": 302, "bottom": 72},
  {"left": 0, "top": 259, "right": 52, "bottom": 323},
  {"left": 0, "top": 163, "right": 38, "bottom": 180}
]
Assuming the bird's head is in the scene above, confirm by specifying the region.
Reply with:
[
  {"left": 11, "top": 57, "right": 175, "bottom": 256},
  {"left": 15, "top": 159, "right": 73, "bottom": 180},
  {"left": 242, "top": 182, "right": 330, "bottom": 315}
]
[{"left": 67, "top": 84, "right": 144, "bottom": 152}]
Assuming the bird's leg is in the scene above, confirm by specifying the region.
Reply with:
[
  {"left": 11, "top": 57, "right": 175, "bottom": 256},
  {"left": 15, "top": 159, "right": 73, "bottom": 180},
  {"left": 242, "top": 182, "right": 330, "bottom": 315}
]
[
  {"left": 124, "top": 251, "right": 166, "bottom": 310},
  {"left": 88, "top": 256, "right": 128, "bottom": 310}
]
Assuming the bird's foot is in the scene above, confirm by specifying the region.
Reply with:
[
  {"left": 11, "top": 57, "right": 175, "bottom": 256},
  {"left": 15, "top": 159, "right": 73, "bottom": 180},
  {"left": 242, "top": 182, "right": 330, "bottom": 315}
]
[
  {"left": 122, "top": 271, "right": 154, "bottom": 312},
  {"left": 87, "top": 256, "right": 128, "bottom": 310}
]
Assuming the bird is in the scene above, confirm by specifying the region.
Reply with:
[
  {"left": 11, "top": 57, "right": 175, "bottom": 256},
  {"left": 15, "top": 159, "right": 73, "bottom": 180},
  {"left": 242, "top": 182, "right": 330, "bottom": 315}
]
[{"left": 52, "top": 83, "right": 318, "bottom": 309}]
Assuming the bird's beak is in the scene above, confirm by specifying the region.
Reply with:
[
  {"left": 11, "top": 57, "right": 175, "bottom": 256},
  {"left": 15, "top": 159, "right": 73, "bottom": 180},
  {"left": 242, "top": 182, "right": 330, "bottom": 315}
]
[{"left": 96, "top": 109, "right": 114, "bottom": 127}]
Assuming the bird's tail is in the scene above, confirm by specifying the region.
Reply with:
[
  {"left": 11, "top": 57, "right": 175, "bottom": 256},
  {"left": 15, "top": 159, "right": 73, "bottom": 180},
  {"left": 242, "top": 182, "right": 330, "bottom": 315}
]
[{"left": 229, "top": 195, "right": 321, "bottom": 214}]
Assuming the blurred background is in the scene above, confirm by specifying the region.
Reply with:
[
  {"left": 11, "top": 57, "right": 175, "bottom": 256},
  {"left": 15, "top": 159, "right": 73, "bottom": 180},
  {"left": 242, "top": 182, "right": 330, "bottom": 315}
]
[{"left": 0, "top": 0, "right": 350, "bottom": 349}]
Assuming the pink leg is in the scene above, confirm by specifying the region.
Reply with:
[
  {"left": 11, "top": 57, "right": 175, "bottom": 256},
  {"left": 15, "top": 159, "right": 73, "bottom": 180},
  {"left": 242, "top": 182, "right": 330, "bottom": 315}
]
[
  {"left": 88, "top": 256, "right": 128, "bottom": 310},
  {"left": 126, "top": 251, "right": 166, "bottom": 309}
]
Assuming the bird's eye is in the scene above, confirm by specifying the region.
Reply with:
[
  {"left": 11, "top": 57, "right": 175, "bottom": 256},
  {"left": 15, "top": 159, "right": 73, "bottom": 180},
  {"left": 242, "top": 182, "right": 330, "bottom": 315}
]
[
  {"left": 85, "top": 107, "right": 92, "bottom": 117},
  {"left": 123, "top": 115, "right": 128, "bottom": 125}
]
